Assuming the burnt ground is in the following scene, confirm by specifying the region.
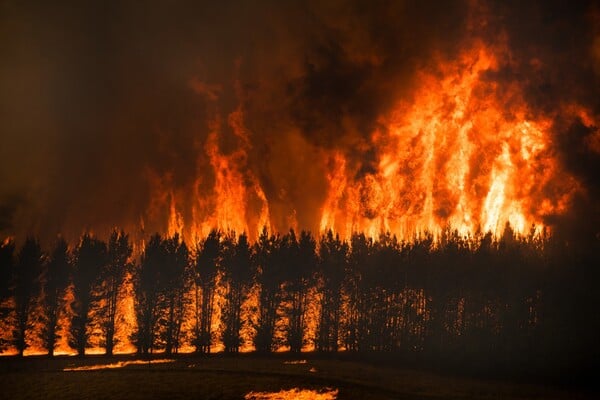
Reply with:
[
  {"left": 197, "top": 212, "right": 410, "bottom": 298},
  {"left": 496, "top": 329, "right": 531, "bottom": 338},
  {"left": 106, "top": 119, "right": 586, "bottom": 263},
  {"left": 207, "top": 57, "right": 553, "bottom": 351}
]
[{"left": 0, "top": 353, "right": 595, "bottom": 400}]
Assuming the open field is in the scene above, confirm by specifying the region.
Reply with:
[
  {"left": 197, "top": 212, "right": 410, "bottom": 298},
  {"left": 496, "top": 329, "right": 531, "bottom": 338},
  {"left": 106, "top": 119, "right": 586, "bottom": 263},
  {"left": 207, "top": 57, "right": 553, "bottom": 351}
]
[{"left": 0, "top": 354, "right": 594, "bottom": 400}]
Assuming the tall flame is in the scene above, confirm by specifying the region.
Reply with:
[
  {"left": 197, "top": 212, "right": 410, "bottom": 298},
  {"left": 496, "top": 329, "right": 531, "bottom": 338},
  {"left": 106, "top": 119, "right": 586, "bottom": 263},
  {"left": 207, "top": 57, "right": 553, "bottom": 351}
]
[
  {"left": 161, "top": 77, "right": 271, "bottom": 243},
  {"left": 319, "top": 39, "right": 580, "bottom": 239},
  {"left": 148, "top": 37, "right": 590, "bottom": 243}
]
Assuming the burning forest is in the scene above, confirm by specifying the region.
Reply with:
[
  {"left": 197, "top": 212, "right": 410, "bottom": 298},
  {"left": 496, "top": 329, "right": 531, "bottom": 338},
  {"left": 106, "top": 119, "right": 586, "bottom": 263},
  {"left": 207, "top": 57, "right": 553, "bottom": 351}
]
[
  {"left": 0, "top": 228, "right": 588, "bottom": 360},
  {"left": 1, "top": 0, "right": 599, "bottom": 398}
]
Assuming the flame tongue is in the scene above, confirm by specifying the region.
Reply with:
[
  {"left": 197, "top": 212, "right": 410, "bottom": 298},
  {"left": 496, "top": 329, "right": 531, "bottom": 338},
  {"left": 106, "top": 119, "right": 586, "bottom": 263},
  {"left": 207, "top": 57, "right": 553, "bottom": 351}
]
[
  {"left": 149, "top": 25, "right": 593, "bottom": 242},
  {"left": 319, "top": 39, "right": 580, "bottom": 239},
  {"left": 162, "top": 79, "right": 272, "bottom": 243}
]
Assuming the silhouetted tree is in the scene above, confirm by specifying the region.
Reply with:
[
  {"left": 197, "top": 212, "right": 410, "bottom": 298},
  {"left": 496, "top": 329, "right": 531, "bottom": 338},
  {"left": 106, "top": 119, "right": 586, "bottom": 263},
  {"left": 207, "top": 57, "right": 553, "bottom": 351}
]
[
  {"left": 133, "top": 233, "right": 189, "bottom": 355},
  {"left": 369, "top": 233, "right": 403, "bottom": 352},
  {"left": 0, "top": 239, "right": 14, "bottom": 350},
  {"left": 162, "top": 233, "right": 189, "bottom": 355},
  {"left": 99, "top": 230, "right": 132, "bottom": 356},
  {"left": 316, "top": 230, "right": 347, "bottom": 352},
  {"left": 221, "top": 232, "right": 253, "bottom": 353},
  {"left": 194, "top": 230, "right": 220, "bottom": 354},
  {"left": 70, "top": 234, "right": 107, "bottom": 356},
  {"left": 495, "top": 225, "right": 542, "bottom": 366},
  {"left": 41, "top": 237, "right": 71, "bottom": 356},
  {"left": 253, "top": 228, "right": 284, "bottom": 353},
  {"left": 0, "top": 238, "right": 13, "bottom": 303},
  {"left": 281, "top": 230, "right": 316, "bottom": 353},
  {"left": 133, "top": 234, "right": 163, "bottom": 355},
  {"left": 425, "top": 229, "right": 469, "bottom": 360},
  {"left": 345, "top": 233, "right": 373, "bottom": 352},
  {"left": 0, "top": 223, "right": 588, "bottom": 377},
  {"left": 13, "top": 237, "right": 44, "bottom": 356}
]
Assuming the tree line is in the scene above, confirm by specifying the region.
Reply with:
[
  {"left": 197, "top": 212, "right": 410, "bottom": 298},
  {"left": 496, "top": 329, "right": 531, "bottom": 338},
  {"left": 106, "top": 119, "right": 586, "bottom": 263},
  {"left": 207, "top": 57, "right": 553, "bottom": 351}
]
[{"left": 0, "top": 226, "right": 597, "bottom": 376}]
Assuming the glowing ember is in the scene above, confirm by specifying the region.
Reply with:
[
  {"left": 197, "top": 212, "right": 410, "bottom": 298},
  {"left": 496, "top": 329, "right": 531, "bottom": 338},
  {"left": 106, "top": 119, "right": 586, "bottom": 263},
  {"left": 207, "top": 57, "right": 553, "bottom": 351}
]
[
  {"left": 244, "top": 388, "right": 338, "bottom": 400},
  {"left": 63, "top": 359, "right": 174, "bottom": 371}
]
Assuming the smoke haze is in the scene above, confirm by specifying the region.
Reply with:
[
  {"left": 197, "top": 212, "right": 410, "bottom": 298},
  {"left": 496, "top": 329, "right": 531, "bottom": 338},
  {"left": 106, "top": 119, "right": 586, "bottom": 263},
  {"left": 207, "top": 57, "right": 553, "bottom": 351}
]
[{"left": 1, "top": 0, "right": 598, "bottom": 243}]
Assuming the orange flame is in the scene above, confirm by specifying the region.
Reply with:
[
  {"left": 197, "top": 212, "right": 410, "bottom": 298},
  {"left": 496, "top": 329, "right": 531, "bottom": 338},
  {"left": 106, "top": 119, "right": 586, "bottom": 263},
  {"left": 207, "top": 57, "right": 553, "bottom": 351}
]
[
  {"left": 158, "top": 76, "right": 272, "bottom": 244},
  {"left": 137, "top": 31, "right": 593, "bottom": 244},
  {"left": 319, "top": 39, "right": 580, "bottom": 239}
]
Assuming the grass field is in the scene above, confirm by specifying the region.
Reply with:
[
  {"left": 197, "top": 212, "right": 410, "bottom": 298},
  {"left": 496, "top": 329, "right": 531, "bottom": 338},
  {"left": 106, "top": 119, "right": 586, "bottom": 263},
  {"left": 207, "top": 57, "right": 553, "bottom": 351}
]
[{"left": 0, "top": 354, "right": 594, "bottom": 399}]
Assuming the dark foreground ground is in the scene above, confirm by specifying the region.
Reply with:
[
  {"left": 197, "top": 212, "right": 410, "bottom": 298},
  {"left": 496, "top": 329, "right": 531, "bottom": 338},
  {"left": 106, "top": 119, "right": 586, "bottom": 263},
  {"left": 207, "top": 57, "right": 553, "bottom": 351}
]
[{"left": 0, "top": 353, "right": 595, "bottom": 400}]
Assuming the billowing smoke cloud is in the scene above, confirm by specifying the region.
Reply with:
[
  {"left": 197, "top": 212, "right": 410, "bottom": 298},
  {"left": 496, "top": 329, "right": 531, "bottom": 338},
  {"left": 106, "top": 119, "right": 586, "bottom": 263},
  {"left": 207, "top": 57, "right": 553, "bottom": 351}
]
[
  {"left": 473, "top": 1, "right": 600, "bottom": 244},
  {"left": 0, "top": 0, "right": 598, "bottom": 244}
]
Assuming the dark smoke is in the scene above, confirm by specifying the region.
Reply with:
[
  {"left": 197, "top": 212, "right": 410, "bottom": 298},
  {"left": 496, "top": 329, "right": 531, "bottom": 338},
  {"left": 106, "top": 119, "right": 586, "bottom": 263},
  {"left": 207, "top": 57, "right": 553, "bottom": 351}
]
[
  {"left": 479, "top": 1, "right": 600, "bottom": 242},
  {"left": 0, "top": 0, "right": 598, "bottom": 243}
]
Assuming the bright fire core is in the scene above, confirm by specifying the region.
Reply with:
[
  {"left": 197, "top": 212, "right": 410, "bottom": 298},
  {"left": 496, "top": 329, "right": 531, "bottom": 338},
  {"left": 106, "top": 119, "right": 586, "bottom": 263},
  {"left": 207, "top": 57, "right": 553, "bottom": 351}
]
[
  {"left": 319, "top": 40, "right": 576, "bottom": 239},
  {"left": 161, "top": 38, "right": 585, "bottom": 243}
]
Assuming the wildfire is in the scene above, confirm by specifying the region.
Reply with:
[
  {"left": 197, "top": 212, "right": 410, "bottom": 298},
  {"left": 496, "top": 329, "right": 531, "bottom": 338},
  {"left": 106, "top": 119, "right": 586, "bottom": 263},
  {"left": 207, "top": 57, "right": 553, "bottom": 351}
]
[
  {"left": 1, "top": 1, "right": 596, "bottom": 359},
  {"left": 148, "top": 37, "right": 587, "bottom": 244},
  {"left": 154, "top": 77, "right": 272, "bottom": 244},
  {"left": 318, "top": 38, "right": 579, "bottom": 239}
]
